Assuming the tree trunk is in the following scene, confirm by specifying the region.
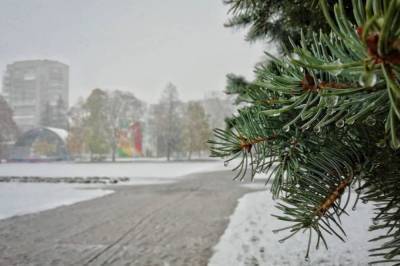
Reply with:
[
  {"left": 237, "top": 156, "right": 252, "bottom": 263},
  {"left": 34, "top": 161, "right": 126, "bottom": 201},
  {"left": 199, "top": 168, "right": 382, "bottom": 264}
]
[
  {"left": 111, "top": 140, "right": 116, "bottom": 162},
  {"left": 188, "top": 142, "right": 193, "bottom": 160},
  {"left": 167, "top": 143, "right": 171, "bottom": 161},
  {"left": 111, "top": 130, "right": 117, "bottom": 162},
  {"left": 111, "top": 148, "right": 116, "bottom": 162}
]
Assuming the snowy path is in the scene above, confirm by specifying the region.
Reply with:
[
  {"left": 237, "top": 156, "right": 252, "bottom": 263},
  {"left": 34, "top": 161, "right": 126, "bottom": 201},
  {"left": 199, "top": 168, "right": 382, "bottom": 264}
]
[
  {"left": 0, "top": 170, "right": 253, "bottom": 266},
  {"left": 0, "top": 163, "right": 383, "bottom": 265}
]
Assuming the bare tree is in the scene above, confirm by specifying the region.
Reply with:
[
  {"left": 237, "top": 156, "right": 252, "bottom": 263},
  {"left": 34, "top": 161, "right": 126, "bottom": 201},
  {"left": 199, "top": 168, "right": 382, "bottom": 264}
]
[
  {"left": 201, "top": 91, "right": 233, "bottom": 130},
  {"left": 150, "top": 83, "right": 182, "bottom": 160}
]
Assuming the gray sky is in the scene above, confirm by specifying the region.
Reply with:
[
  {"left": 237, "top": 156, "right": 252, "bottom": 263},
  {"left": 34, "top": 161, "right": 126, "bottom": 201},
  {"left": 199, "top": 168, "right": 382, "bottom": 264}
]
[{"left": 0, "top": 0, "right": 273, "bottom": 105}]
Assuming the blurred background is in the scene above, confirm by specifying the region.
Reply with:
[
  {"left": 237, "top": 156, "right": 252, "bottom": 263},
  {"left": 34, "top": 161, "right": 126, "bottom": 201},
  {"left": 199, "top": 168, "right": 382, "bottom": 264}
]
[{"left": 0, "top": 0, "right": 273, "bottom": 163}]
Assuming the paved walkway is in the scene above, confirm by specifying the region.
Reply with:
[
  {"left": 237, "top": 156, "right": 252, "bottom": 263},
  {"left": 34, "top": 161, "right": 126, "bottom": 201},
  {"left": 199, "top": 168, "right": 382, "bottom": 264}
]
[{"left": 0, "top": 170, "right": 254, "bottom": 266}]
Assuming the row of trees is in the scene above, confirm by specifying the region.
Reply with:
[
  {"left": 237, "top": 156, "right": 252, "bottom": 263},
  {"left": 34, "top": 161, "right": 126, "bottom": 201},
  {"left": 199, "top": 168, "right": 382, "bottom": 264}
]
[
  {"left": 67, "top": 83, "right": 232, "bottom": 161},
  {"left": 148, "top": 83, "right": 212, "bottom": 160},
  {"left": 0, "top": 83, "right": 231, "bottom": 162},
  {"left": 67, "top": 89, "right": 145, "bottom": 161}
]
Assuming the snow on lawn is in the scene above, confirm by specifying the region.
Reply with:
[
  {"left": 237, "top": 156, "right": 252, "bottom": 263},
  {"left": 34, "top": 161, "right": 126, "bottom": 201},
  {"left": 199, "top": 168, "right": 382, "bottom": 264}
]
[
  {"left": 0, "top": 161, "right": 226, "bottom": 220},
  {"left": 0, "top": 161, "right": 225, "bottom": 181},
  {"left": 209, "top": 190, "right": 386, "bottom": 266},
  {"left": 0, "top": 183, "right": 113, "bottom": 220}
]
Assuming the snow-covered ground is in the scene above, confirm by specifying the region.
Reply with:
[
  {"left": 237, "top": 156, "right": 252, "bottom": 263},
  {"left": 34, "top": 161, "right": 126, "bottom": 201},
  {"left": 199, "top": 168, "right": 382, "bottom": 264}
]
[
  {"left": 0, "top": 183, "right": 113, "bottom": 220},
  {"left": 0, "top": 161, "right": 226, "bottom": 220},
  {"left": 209, "top": 190, "right": 385, "bottom": 266},
  {"left": 0, "top": 161, "right": 225, "bottom": 180}
]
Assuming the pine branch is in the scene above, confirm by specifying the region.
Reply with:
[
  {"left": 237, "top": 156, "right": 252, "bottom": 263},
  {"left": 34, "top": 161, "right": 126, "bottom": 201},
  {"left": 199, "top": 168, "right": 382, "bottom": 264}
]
[{"left": 211, "top": 0, "right": 400, "bottom": 262}]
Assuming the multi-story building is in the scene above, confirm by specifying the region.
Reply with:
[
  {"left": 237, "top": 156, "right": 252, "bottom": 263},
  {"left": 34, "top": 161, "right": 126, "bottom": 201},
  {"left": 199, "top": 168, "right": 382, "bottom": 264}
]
[{"left": 2, "top": 60, "right": 69, "bottom": 131}]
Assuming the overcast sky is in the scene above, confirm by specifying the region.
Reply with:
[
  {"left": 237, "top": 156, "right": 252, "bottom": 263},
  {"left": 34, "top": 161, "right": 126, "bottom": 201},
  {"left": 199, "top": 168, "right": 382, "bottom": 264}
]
[{"left": 0, "top": 0, "right": 274, "bottom": 105}]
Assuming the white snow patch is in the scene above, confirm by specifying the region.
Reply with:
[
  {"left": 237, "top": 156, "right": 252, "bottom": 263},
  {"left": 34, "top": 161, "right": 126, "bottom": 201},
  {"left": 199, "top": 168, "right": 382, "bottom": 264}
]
[
  {"left": 0, "top": 183, "right": 113, "bottom": 220},
  {"left": 45, "top": 127, "right": 69, "bottom": 142},
  {"left": 0, "top": 161, "right": 226, "bottom": 181},
  {"left": 0, "top": 161, "right": 228, "bottom": 220},
  {"left": 209, "top": 190, "right": 387, "bottom": 266}
]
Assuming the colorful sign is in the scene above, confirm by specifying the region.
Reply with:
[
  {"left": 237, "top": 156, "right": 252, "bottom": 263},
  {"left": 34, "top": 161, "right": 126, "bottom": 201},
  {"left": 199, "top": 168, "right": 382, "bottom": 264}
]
[{"left": 116, "top": 122, "right": 143, "bottom": 157}]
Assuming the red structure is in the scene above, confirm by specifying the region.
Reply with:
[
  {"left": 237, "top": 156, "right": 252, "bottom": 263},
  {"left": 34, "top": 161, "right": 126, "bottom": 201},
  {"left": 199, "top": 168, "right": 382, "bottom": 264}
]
[
  {"left": 116, "top": 121, "right": 143, "bottom": 158},
  {"left": 130, "top": 122, "right": 143, "bottom": 156}
]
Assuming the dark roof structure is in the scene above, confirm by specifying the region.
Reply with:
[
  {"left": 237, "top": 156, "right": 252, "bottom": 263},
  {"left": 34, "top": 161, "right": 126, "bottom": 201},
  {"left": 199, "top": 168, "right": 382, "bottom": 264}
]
[{"left": 10, "top": 127, "right": 69, "bottom": 162}]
